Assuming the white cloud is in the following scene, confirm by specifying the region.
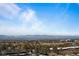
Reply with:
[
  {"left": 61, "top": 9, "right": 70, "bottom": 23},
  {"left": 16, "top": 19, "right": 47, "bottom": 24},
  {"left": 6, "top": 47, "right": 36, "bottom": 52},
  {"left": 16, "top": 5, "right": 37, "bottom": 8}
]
[
  {"left": 0, "top": 3, "right": 79, "bottom": 35},
  {"left": 23, "top": 10, "right": 47, "bottom": 35},
  {"left": 19, "top": 8, "right": 45, "bottom": 33},
  {"left": 0, "top": 3, "right": 46, "bottom": 35},
  {"left": 0, "top": 3, "right": 21, "bottom": 20}
]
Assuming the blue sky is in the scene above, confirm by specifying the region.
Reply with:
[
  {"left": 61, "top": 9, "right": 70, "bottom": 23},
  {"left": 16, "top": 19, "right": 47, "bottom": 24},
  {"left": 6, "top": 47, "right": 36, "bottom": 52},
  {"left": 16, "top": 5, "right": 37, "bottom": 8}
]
[{"left": 0, "top": 3, "right": 79, "bottom": 35}]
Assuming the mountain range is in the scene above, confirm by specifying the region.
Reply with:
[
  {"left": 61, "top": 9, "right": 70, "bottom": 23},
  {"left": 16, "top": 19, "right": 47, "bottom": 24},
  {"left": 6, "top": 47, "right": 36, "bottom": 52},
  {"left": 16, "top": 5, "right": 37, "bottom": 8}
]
[{"left": 0, "top": 35, "right": 79, "bottom": 40}]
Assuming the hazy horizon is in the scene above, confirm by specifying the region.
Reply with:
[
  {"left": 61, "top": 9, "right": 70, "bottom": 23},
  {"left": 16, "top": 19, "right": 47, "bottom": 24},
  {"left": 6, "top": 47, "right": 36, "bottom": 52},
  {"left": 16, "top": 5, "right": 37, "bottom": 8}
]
[{"left": 0, "top": 3, "right": 79, "bottom": 35}]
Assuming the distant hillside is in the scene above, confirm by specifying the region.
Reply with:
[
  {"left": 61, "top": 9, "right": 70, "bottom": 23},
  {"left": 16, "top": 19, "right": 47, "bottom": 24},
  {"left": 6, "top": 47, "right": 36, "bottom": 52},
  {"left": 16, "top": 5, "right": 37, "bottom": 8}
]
[{"left": 0, "top": 35, "right": 79, "bottom": 40}]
